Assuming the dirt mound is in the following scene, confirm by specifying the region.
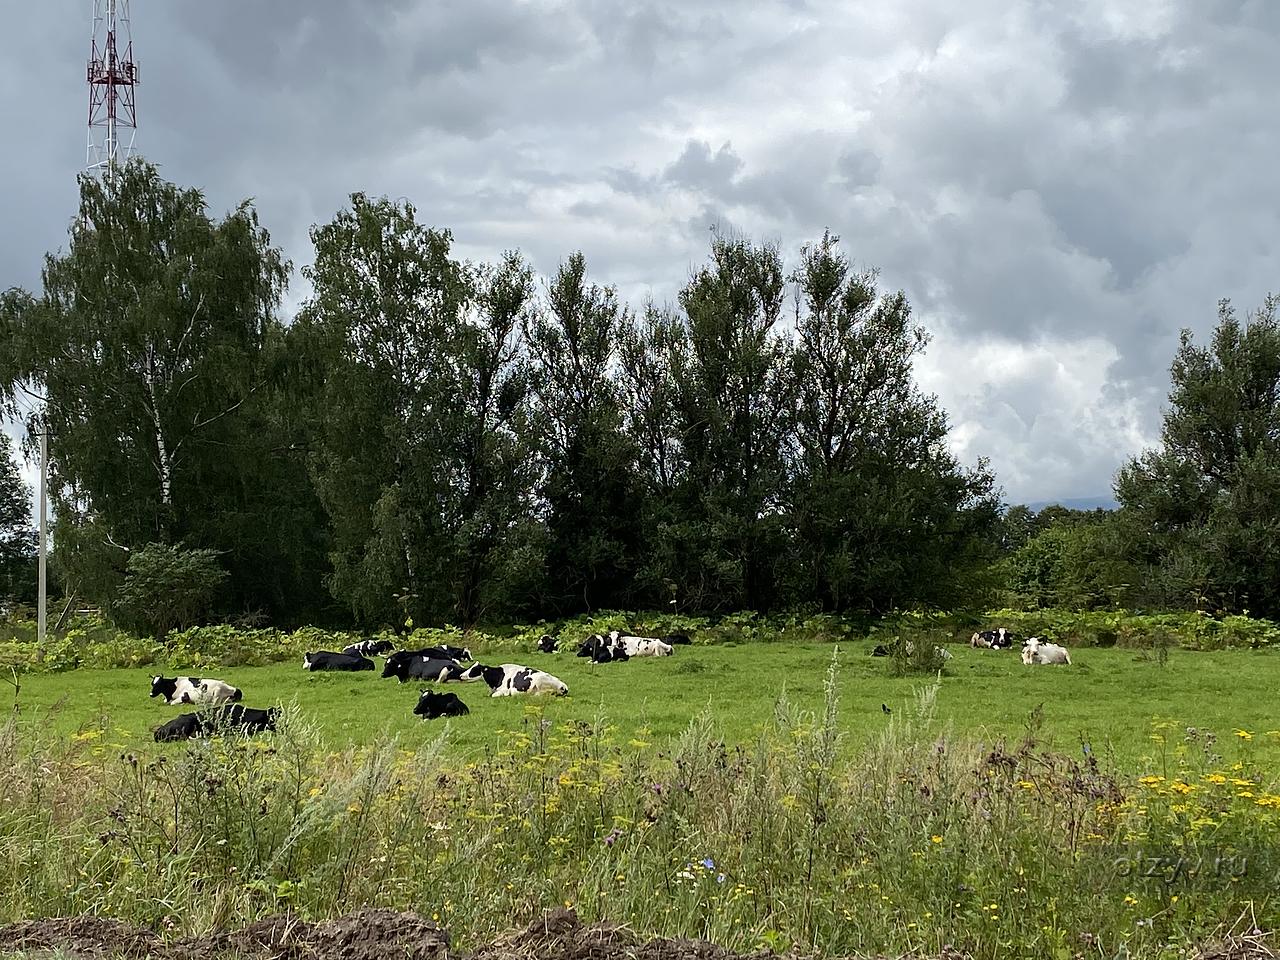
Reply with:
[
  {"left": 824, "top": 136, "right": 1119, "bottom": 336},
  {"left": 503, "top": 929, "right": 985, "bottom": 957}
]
[
  {"left": 184, "top": 908, "right": 451, "bottom": 960},
  {"left": 0, "top": 916, "right": 164, "bottom": 959},
  {"left": 472, "top": 908, "right": 775, "bottom": 960},
  {"left": 0, "top": 908, "right": 971, "bottom": 960}
]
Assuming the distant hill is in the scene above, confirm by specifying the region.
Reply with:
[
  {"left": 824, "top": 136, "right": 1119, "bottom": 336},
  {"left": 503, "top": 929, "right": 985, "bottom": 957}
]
[{"left": 1023, "top": 496, "right": 1120, "bottom": 513}]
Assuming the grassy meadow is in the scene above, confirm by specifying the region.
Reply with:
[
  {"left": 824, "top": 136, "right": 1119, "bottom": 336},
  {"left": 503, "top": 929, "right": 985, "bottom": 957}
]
[
  {"left": 12, "top": 638, "right": 1280, "bottom": 764},
  {"left": 6, "top": 629, "right": 1280, "bottom": 959}
]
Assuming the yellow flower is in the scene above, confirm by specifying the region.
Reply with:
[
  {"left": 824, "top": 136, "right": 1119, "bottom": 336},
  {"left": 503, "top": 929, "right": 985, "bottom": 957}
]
[
  {"left": 1203, "top": 773, "right": 1227, "bottom": 784},
  {"left": 1234, "top": 729, "right": 1253, "bottom": 741},
  {"left": 1123, "top": 895, "right": 1138, "bottom": 906},
  {"left": 930, "top": 835, "right": 943, "bottom": 844},
  {"left": 1138, "top": 775, "right": 1165, "bottom": 786}
]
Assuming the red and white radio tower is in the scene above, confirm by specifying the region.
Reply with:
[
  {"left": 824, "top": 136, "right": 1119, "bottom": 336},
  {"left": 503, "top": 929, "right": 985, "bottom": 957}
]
[{"left": 86, "top": 0, "right": 138, "bottom": 175}]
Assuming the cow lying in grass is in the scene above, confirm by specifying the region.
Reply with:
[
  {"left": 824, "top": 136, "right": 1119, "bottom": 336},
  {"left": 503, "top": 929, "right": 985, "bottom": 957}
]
[
  {"left": 382, "top": 654, "right": 465, "bottom": 683},
  {"left": 1022, "top": 637, "right": 1072, "bottom": 665},
  {"left": 413, "top": 689, "right": 470, "bottom": 719},
  {"left": 302, "top": 651, "right": 375, "bottom": 672},
  {"left": 342, "top": 638, "right": 395, "bottom": 658},
  {"left": 971, "top": 628, "right": 1019, "bottom": 649},
  {"left": 153, "top": 704, "right": 280, "bottom": 742},
  {"left": 150, "top": 676, "right": 242, "bottom": 705},
  {"left": 456, "top": 662, "right": 569, "bottom": 697},
  {"left": 538, "top": 634, "right": 558, "bottom": 653}
]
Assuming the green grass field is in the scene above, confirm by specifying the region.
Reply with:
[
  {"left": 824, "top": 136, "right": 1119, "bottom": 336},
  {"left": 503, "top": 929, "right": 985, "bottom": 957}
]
[{"left": 13, "top": 639, "right": 1279, "bottom": 766}]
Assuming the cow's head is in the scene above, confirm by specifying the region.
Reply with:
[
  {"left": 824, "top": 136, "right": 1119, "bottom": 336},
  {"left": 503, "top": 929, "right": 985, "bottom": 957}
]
[
  {"left": 538, "top": 635, "right": 558, "bottom": 653},
  {"left": 454, "top": 662, "right": 486, "bottom": 682},
  {"left": 381, "top": 659, "right": 405, "bottom": 680},
  {"left": 266, "top": 706, "right": 283, "bottom": 729},
  {"left": 150, "top": 676, "right": 176, "bottom": 699}
]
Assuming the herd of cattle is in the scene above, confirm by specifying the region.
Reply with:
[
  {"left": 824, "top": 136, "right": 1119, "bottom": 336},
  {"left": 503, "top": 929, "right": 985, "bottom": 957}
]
[
  {"left": 144, "top": 625, "right": 1066, "bottom": 742},
  {"left": 145, "top": 628, "right": 691, "bottom": 742}
]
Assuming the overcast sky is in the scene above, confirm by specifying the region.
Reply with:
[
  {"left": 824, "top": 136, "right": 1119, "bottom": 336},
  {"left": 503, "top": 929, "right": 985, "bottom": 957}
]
[{"left": 3, "top": 0, "right": 1278, "bottom": 506}]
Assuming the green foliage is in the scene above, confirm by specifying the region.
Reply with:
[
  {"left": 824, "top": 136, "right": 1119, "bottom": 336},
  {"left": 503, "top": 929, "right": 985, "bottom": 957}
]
[
  {"left": 786, "top": 232, "right": 1000, "bottom": 613},
  {"left": 113, "top": 543, "right": 229, "bottom": 639},
  {"left": 999, "top": 508, "right": 1142, "bottom": 610},
  {"left": 0, "top": 430, "right": 35, "bottom": 605},
  {"left": 525, "top": 252, "right": 644, "bottom": 612},
  {"left": 0, "top": 159, "right": 331, "bottom": 625},
  {"left": 1117, "top": 296, "right": 1280, "bottom": 616}
]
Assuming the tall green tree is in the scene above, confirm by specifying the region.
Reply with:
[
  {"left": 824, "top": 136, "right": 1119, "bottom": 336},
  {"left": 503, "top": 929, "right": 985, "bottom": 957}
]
[
  {"left": 623, "top": 234, "right": 793, "bottom": 610},
  {"left": 525, "top": 253, "right": 643, "bottom": 612},
  {"left": 1116, "top": 296, "right": 1280, "bottom": 615},
  {"left": 785, "top": 232, "right": 999, "bottom": 612},
  {"left": 0, "top": 159, "right": 326, "bottom": 621},
  {"left": 300, "top": 194, "right": 538, "bottom": 626},
  {"left": 0, "top": 431, "right": 36, "bottom": 605}
]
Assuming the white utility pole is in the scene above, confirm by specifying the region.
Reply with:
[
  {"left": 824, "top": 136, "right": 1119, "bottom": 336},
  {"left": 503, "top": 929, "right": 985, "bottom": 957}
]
[{"left": 37, "top": 427, "right": 47, "bottom": 649}]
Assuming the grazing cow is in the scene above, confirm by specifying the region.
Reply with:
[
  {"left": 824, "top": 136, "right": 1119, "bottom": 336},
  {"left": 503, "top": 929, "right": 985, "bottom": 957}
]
[
  {"left": 870, "top": 644, "right": 891, "bottom": 657},
  {"left": 662, "top": 633, "right": 693, "bottom": 646},
  {"left": 537, "top": 634, "right": 559, "bottom": 653},
  {"left": 302, "top": 651, "right": 375, "bottom": 672},
  {"left": 1022, "top": 637, "right": 1071, "bottom": 665},
  {"left": 413, "top": 689, "right": 470, "bottom": 719},
  {"left": 149, "top": 676, "right": 242, "bottom": 706},
  {"left": 382, "top": 655, "right": 465, "bottom": 683},
  {"left": 456, "top": 662, "right": 569, "bottom": 697},
  {"left": 342, "top": 638, "right": 396, "bottom": 658},
  {"left": 970, "top": 628, "right": 1019, "bottom": 649},
  {"left": 153, "top": 704, "right": 281, "bottom": 742}
]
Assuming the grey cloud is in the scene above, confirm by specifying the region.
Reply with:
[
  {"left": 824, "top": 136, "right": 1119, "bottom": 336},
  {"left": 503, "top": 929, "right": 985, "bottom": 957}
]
[{"left": 3, "top": 0, "right": 1279, "bottom": 503}]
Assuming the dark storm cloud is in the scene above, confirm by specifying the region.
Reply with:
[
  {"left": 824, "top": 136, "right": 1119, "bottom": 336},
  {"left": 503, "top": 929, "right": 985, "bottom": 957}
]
[{"left": 2, "top": 0, "right": 1278, "bottom": 503}]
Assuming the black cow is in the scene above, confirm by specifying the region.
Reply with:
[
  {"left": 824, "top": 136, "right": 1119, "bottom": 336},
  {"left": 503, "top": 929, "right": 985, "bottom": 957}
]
[
  {"left": 153, "top": 704, "right": 281, "bottom": 742},
  {"left": 537, "top": 634, "right": 558, "bottom": 653},
  {"left": 382, "top": 655, "right": 464, "bottom": 683},
  {"left": 413, "top": 689, "right": 470, "bottom": 719},
  {"left": 302, "top": 651, "right": 375, "bottom": 672},
  {"left": 662, "top": 633, "right": 693, "bottom": 646},
  {"left": 342, "top": 638, "right": 396, "bottom": 658}
]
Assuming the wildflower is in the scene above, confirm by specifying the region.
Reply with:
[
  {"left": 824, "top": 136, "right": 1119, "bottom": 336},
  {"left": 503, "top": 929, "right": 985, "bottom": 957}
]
[
  {"left": 1123, "top": 895, "right": 1137, "bottom": 906},
  {"left": 702, "top": 856, "right": 716, "bottom": 870},
  {"left": 716, "top": 874, "right": 726, "bottom": 884},
  {"left": 1235, "top": 729, "right": 1254, "bottom": 741},
  {"left": 930, "top": 835, "right": 943, "bottom": 844}
]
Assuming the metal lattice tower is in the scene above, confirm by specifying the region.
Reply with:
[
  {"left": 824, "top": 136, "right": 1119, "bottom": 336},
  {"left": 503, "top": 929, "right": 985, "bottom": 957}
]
[{"left": 86, "top": 0, "right": 138, "bottom": 175}]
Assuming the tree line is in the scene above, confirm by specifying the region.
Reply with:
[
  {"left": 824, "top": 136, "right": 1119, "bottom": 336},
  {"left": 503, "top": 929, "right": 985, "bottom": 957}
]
[{"left": 1, "top": 160, "right": 1277, "bottom": 630}]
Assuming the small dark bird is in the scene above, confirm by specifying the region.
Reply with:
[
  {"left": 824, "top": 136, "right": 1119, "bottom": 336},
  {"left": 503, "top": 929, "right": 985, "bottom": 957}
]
[{"left": 881, "top": 703, "right": 892, "bottom": 715}]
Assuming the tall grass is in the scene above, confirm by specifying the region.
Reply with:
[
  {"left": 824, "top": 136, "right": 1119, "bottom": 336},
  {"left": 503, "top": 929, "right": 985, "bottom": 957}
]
[{"left": 1, "top": 661, "right": 1277, "bottom": 959}]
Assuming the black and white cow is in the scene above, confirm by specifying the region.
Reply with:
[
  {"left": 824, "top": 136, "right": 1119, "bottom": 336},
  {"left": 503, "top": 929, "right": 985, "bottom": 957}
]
[
  {"left": 153, "top": 704, "right": 281, "bottom": 742},
  {"left": 609, "top": 630, "right": 674, "bottom": 657},
  {"left": 149, "top": 676, "right": 242, "bottom": 705},
  {"left": 342, "top": 638, "right": 396, "bottom": 658},
  {"left": 456, "top": 662, "right": 569, "bottom": 697},
  {"left": 576, "top": 633, "right": 628, "bottom": 663},
  {"left": 413, "top": 689, "right": 470, "bottom": 719},
  {"left": 971, "top": 628, "right": 1019, "bottom": 649},
  {"left": 537, "top": 634, "right": 559, "bottom": 653},
  {"left": 387, "top": 645, "right": 472, "bottom": 665},
  {"left": 382, "top": 655, "right": 465, "bottom": 683},
  {"left": 302, "top": 651, "right": 375, "bottom": 672}
]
